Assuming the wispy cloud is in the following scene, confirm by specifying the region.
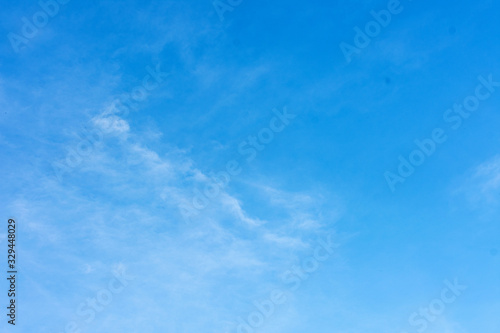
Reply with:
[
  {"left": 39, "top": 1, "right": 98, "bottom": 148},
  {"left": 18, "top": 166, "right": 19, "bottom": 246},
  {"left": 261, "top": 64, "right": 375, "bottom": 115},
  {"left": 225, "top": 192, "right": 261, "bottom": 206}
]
[{"left": 456, "top": 155, "right": 500, "bottom": 206}]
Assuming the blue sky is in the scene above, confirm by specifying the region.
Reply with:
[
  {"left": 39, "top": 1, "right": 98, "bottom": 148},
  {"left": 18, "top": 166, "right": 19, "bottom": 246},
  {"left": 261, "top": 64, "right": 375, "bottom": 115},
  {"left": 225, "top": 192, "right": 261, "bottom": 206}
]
[{"left": 1, "top": 0, "right": 500, "bottom": 332}]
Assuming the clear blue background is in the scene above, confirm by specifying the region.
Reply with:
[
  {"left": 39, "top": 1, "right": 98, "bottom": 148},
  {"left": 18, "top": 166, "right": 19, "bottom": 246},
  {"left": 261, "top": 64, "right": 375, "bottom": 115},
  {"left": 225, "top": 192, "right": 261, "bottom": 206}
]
[{"left": 0, "top": 0, "right": 499, "bottom": 332}]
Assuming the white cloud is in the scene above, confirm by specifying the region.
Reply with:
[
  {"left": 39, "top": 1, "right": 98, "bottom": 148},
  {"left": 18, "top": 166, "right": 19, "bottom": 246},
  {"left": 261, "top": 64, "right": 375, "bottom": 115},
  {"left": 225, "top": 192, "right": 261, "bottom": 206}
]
[
  {"left": 457, "top": 155, "right": 500, "bottom": 206},
  {"left": 92, "top": 114, "right": 130, "bottom": 136},
  {"left": 474, "top": 155, "right": 500, "bottom": 194}
]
